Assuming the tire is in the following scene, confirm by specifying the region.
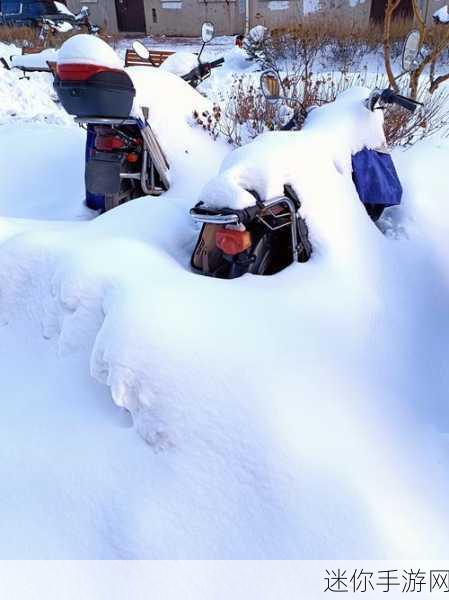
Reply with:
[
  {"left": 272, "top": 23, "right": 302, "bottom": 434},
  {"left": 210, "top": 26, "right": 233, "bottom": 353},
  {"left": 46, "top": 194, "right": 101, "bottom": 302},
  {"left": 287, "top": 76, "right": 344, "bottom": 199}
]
[
  {"left": 364, "top": 203, "right": 385, "bottom": 222},
  {"left": 250, "top": 234, "right": 274, "bottom": 275},
  {"left": 104, "top": 193, "right": 121, "bottom": 212}
]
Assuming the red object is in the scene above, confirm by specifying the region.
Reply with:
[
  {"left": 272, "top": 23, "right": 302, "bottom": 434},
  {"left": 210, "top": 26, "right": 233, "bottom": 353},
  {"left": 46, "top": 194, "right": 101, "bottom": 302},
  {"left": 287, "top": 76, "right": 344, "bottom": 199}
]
[
  {"left": 235, "top": 35, "right": 244, "bottom": 48},
  {"left": 216, "top": 228, "right": 252, "bottom": 255},
  {"left": 56, "top": 63, "right": 122, "bottom": 81},
  {"left": 95, "top": 134, "right": 127, "bottom": 151}
]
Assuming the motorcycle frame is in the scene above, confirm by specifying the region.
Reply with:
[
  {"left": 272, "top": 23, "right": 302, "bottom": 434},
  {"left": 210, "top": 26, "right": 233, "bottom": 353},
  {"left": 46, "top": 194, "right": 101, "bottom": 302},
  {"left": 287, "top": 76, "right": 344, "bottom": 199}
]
[
  {"left": 76, "top": 116, "right": 170, "bottom": 196},
  {"left": 190, "top": 195, "right": 301, "bottom": 263}
]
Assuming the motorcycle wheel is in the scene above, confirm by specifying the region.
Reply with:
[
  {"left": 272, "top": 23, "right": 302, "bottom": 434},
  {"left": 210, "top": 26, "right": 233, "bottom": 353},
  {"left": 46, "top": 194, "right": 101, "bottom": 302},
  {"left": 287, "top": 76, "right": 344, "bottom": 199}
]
[
  {"left": 249, "top": 234, "right": 274, "bottom": 275},
  {"left": 104, "top": 193, "right": 121, "bottom": 212}
]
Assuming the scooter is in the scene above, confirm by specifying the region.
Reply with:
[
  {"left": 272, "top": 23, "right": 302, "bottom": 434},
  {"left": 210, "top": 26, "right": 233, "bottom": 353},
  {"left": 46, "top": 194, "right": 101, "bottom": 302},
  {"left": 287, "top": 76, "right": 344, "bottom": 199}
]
[
  {"left": 131, "top": 22, "right": 224, "bottom": 89},
  {"left": 189, "top": 33, "right": 422, "bottom": 279},
  {"left": 54, "top": 22, "right": 221, "bottom": 212},
  {"left": 38, "top": 6, "right": 100, "bottom": 44}
]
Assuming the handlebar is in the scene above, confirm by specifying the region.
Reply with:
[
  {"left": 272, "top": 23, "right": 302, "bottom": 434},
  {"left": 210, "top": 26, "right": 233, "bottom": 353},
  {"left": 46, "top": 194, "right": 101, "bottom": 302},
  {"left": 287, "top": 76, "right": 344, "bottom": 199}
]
[
  {"left": 182, "top": 57, "right": 224, "bottom": 84},
  {"left": 380, "top": 89, "right": 421, "bottom": 112},
  {"left": 368, "top": 88, "right": 422, "bottom": 112},
  {"left": 210, "top": 57, "right": 225, "bottom": 68}
]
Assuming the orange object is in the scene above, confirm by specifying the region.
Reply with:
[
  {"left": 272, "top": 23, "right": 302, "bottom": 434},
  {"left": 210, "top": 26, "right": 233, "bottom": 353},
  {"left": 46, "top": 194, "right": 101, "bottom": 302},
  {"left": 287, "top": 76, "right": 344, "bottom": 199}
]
[
  {"left": 216, "top": 228, "right": 251, "bottom": 255},
  {"left": 95, "top": 135, "right": 126, "bottom": 151}
]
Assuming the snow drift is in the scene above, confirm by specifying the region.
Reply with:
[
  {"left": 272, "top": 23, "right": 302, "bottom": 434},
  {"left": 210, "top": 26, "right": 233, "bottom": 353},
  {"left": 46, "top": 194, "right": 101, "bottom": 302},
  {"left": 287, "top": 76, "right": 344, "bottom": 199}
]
[{"left": 1, "top": 42, "right": 449, "bottom": 559}]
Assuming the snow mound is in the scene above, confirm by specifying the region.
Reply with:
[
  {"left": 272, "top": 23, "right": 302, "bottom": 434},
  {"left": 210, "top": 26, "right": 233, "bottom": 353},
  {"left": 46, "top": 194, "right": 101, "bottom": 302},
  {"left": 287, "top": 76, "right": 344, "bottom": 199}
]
[
  {"left": 2, "top": 142, "right": 449, "bottom": 557},
  {"left": 200, "top": 86, "right": 385, "bottom": 212},
  {"left": 126, "top": 66, "right": 229, "bottom": 191},
  {"left": 0, "top": 123, "right": 89, "bottom": 220},
  {"left": 58, "top": 34, "right": 123, "bottom": 69},
  {"left": 10, "top": 48, "right": 58, "bottom": 70},
  {"left": 159, "top": 51, "right": 199, "bottom": 76},
  {"left": 0, "top": 67, "right": 72, "bottom": 126},
  {"left": 2, "top": 46, "right": 449, "bottom": 559}
]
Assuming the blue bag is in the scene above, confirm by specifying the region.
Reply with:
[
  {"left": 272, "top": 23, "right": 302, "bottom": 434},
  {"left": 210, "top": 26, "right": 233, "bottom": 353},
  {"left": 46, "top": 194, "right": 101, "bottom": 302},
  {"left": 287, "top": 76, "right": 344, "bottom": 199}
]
[{"left": 351, "top": 148, "right": 402, "bottom": 207}]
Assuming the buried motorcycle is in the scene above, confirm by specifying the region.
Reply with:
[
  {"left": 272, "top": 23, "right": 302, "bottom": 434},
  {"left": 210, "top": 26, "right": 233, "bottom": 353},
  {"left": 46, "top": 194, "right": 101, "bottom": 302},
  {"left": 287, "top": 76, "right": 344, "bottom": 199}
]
[
  {"left": 38, "top": 6, "right": 100, "bottom": 44},
  {"left": 53, "top": 22, "right": 223, "bottom": 212},
  {"left": 190, "top": 33, "right": 423, "bottom": 279}
]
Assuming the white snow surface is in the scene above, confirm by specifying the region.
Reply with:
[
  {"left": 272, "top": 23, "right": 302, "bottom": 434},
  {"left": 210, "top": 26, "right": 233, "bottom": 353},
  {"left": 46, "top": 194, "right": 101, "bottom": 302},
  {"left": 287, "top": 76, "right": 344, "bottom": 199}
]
[
  {"left": 247, "top": 25, "right": 268, "bottom": 43},
  {"left": 10, "top": 48, "right": 58, "bottom": 70},
  {"left": 57, "top": 34, "right": 123, "bottom": 68},
  {"left": 434, "top": 5, "right": 449, "bottom": 22},
  {"left": 126, "top": 66, "right": 228, "bottom": 188},
  {"left": 159, "top": 51, "right": 199, "bottom": 76},
  {"left": 54, "top": 1, "right": 75, "bottom": 16},
  {"left": 1, "top": 41, "right": 449, "bottom": 560}
]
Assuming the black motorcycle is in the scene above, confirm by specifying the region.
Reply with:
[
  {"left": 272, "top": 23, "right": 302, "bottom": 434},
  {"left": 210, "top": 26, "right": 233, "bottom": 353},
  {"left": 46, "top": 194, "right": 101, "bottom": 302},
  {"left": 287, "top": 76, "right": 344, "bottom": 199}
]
[
  {"left": 190, "top": 32, "right": 422, "bottom": 279},
  {"left": 53, "top": 22, "right": 222, "bottom": 212}
]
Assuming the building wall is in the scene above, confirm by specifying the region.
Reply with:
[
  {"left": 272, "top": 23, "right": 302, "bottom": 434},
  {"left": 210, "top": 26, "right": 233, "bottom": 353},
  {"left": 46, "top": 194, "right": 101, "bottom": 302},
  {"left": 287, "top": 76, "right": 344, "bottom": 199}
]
[
  {"left": 66, "top": 0, "right": 119, "bottom": 32},
  {"left": 142, "top": 0, "right": 244, "bottom": 36},
  {"left": 249, "top": 0, "right": 303, "bottom": 30},
  {"left": 66, "top": 0, "right": 434, "bottom": 35}
]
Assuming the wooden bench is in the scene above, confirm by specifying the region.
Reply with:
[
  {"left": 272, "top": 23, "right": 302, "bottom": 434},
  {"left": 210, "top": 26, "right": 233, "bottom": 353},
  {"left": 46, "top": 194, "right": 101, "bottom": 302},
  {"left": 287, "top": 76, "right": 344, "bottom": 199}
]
[
  {"left": 124, "top": 48, "right": 175, "bottom": 68},
  {"left": 22, "top": 46, "right": 45, "bottom": 55},
  {"left": 9, "top": 46, "right": 57, "bottom": 77}
]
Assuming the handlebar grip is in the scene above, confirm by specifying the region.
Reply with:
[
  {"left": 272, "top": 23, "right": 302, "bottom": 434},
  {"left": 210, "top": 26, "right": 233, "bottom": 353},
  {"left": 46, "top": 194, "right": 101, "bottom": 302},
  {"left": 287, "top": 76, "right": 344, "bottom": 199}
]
[
  {"left": 210, "top": 57, "right": 225, "bottom": 67},
  {"left": 380, "top": 89, "right": 419, "bottom": 112},
  {"left": 392, "top": 94, "right": 419, "bottom": 112}
]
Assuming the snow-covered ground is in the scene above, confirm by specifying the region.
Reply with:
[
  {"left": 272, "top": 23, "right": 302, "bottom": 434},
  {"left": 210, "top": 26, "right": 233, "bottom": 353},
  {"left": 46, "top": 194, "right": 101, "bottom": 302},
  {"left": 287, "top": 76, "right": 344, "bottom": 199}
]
[{"left": 1, "top": 36, "right": 449, "bottom": 559}]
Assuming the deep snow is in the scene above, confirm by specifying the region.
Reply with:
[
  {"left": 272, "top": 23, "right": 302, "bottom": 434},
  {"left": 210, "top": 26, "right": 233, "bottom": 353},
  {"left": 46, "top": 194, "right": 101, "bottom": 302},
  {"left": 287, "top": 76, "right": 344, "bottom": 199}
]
[{"left": 1, "top": 37, "right": 449, "bottom": 559}]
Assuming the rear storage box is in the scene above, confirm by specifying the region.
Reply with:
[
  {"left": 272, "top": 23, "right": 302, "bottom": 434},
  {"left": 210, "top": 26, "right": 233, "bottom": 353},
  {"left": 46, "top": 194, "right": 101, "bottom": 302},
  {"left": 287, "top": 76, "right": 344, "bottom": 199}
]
[{"left": 54, "top": 68, "right": 136, "bottom": 119}]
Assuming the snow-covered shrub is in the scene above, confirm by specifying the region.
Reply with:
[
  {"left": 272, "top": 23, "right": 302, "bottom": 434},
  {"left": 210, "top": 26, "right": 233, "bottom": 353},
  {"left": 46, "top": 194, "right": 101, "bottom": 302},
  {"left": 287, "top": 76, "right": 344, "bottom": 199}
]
[
  {"left": 194, "top": 75, "right": 284, "bottom": 146},
  {"left": 242, "top": 25, "right": 270, "bottom": 65},
  {"left": 243, "top": 18, "right": 412, "bottom": 74},
  {"left": 0, "top": 25, "right": 42, "bottom": 48},
  {"left": 196, "top": 70, "right": 449, "bottom": 148},
  {"left": 0, "top": 24, "right": 77, "bottom": 49},
  {"left": 383, "top": 85, "right": 449, "bottom": 146},
  {"left": 383, "top": 0, "right": 449, "bottom": 98}
]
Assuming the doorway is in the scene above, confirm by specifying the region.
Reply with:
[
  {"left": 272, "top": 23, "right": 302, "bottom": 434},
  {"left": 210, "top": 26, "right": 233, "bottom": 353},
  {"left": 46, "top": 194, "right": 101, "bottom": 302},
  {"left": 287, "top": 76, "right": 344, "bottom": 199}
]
[{"left": 115, "top": 0, "right": 146, "bottom": 32}]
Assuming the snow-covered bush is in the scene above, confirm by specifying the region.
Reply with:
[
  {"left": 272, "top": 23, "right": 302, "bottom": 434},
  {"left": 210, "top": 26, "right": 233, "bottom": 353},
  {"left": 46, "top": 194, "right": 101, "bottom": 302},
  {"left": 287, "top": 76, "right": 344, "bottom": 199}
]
[
  {"left": 196, "top": 70, "right": 449, "bottom": 148},
  {"left": 194, "top": 75, "right": 284, "bottom": 146},
  {"left": 243, "top": 18, "right": 412, "bottom": 74}
]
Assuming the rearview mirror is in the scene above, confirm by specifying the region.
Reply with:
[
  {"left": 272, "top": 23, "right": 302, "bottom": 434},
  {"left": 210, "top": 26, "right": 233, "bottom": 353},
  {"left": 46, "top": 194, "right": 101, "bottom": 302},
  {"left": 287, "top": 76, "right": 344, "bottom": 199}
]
[
  {"left": 79, "top": 6, "right": 89, "bottom": 17},
  {"left": 201, "top": 22, "right": 215, "bottom": 44},
  {"left": 260, "top": 70, "right": 282, "bottom": 100},
  {"left": 132, "top": 41, "right": 150, "bottom": 61},
  {"left": 402, "top": 29, "right": 420, "bottom": 72}
]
